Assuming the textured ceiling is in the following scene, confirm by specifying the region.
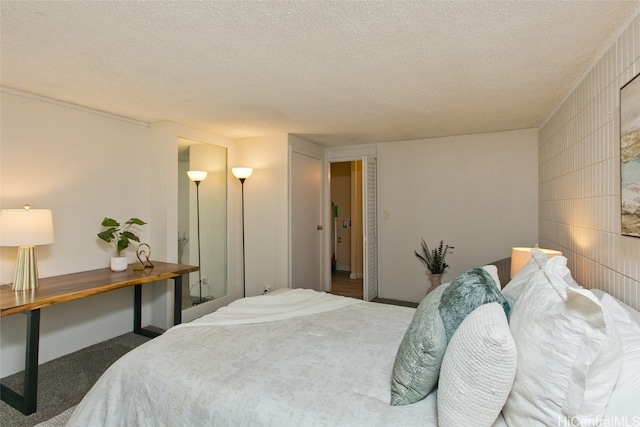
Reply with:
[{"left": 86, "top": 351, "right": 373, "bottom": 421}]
[{"left": 1, "top": 1, "right": 639, "bottom": 147}]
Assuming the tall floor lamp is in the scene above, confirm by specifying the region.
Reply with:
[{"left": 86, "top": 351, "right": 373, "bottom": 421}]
[
  {"left": 232, "top": 167, "right": 253, "bottom": 297},
  {"left": 187, "top": 170, "right": 207, "bottom": 304}
]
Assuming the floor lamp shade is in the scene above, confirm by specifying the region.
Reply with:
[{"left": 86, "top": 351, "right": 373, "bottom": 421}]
[
  {"left": 0, "top": 206, "right": 55, "bottom": 291},
  {"left": 510, "top": 246, "right": 563, "bottom": 278},
  {"left": 232, "top": 167, "right": 253, "bottom": 181},
  {"left": 187, "top": 170, "right": 208, "bottom": 182}
]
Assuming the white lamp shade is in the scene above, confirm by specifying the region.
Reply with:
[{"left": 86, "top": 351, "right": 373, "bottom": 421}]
[
  {"left": 510, "top": 246, "right": 563, "bottom": 278},
  {"left": 0, "top": 208, "right": 54, "bottom": 246},
  {"left": 187, "top": 170, "right": 208, "bottom": 182},
  {"left": 232, "top": 167, "right": 253, "bottom": 180}
]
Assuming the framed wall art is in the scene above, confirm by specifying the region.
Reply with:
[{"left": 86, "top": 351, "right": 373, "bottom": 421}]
[{"left": 620, "top": 72, "right": 640, "bottom": 238}]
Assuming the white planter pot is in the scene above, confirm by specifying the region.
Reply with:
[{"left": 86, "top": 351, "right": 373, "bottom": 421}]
[{"left": 110, "top": 256, "right": 128, "bottom": 272}]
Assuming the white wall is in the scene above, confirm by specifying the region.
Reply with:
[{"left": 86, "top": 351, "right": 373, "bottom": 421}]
[
  {"left": 0, "top": 93, "right": 240, "bottom": 376},
  {"left": 0, "top": 91, "right": 151, "bottom": 376},
  {"left": 539, "top": 14, "right": 640, "bottom": 310},
  {"left": 378, "top": 129, "right": 538, "bottom": 302}
]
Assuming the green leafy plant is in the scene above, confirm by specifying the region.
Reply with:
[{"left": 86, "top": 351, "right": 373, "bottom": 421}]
[
  {"left": 415, "top": 238, "right": 454, "bottom": 274},
  {"left": 98, "top": 217, "right": 147, "bottom": 257}
]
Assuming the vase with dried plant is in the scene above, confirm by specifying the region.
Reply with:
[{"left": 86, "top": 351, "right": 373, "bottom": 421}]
[{"left": 415, "top": 238, "right": 454, "bottom": 292}]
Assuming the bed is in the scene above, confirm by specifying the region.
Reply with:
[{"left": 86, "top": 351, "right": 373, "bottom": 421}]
[{"left": 67, "top": 254, "right": 639, "bottom": 426}]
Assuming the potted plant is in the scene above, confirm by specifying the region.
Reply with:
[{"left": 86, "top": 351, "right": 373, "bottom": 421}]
[
  {"left": 415, "top": 238, "right": 454, "bottom": 291},
  {"left": 98, "top": 217, "right": 147, "bottom": 271}
]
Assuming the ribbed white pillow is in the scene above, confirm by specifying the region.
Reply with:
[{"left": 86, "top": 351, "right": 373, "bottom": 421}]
[{"left": 438, "top": 303, "right": 516, "bottom": 427}]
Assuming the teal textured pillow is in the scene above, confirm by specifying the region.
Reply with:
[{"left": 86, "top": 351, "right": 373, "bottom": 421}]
[
  {"left": 390, "top": 283, "right": 449, "bottom": 406},
  {"left": 438, "top": 267, "right": 509, "bottom": 343}
]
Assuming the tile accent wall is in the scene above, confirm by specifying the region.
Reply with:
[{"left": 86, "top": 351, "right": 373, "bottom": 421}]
[{"left": 539, "top": 13, "right": 640, "bottom": 310}]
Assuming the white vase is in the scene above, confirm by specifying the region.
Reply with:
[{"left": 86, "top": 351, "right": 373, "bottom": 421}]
[{"left": 110, "top": 256, "right": 128, "bottom": 272}]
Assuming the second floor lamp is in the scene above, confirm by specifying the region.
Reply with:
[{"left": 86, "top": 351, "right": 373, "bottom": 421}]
[{"left": 232, "top": 167, "right": 253, "bottom": 298}]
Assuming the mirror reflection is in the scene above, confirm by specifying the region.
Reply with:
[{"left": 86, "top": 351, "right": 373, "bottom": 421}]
[{"left": 178, "top": 138, "right": 227, "bottom": 309}]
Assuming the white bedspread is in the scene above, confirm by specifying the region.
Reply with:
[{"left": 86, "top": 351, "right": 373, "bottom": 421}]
[
  {"left": 181, "top": 288, "right": 361, "bottom": 326},
  {"left": 67, "top": 290, "right": 507, "bottom": 426}
]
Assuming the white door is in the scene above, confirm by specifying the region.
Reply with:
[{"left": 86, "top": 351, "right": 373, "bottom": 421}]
[
  {"left": 291, "top": 151, "right": 323, "bottom": 291},
  {"left": 363, "top": 156, "right": 378, "bottom": 301}
]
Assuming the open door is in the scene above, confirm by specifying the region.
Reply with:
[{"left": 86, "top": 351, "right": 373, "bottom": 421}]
[{"left": 363, "top": 156, "right": 378, "bottom": 301}]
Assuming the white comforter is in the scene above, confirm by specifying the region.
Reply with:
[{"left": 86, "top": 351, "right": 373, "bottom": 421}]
[{"left": 67, "top": 289, "right": 506, "bottom": 426}]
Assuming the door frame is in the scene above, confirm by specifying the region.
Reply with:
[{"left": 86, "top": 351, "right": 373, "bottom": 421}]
[{"left": 325, "top": 144, "right": 378, "bottom": 296}]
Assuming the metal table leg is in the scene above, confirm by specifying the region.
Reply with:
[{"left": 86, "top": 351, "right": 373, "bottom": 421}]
[
  {"left": 133, "top": 284, "right": 159, "bottom": 338},
  {"left": 0, "top": 309, "right": 41, "bottom": 415},
  {"left": 173, "top": 275, "right": 182, "bottom": 326},
  {"left": 133, "top": 275, "right": 184, "bottom": 338}
]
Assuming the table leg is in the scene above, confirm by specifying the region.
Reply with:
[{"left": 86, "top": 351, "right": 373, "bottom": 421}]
[
  {"left": 173, "top": 275, "right": 182, "bottom": 326},
  {"left": 133, "top": 284, "right": 159, "bottom": 338},
  {"left": 0, "top": 309, "right": 40, "bottom": 415},
  {"left": 133, "top": 275, "right": 184, "bottom": 338}
]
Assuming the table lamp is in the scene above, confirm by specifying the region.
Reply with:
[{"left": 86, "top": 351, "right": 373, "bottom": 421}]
[
  {"left": 510, "top": 245, "right": 562, "bottom": 278},
  {"left": 0, "top": 205, "right": 54, "bottom": 290}
]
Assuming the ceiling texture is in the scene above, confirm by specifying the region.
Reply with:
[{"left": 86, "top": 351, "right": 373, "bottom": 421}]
[{"left": 1, "top": 1, "right": 639, "bottom": 147}]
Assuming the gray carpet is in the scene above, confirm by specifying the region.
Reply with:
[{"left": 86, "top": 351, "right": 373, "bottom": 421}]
[
  {"left": 0, "top": 332, "right": 150, "bottom": 427},
  {"left": 34, "top": 406, "right": 75, "bottom": 427}
]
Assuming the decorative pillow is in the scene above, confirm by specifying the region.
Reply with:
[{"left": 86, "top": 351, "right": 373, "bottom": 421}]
[
  {"left": 438, "top": 267, "right": 509, "bottom": 343},
  {"left": 599, "top": 294, "right": 640, "bottom": 422},
  {"left": 481, "top": 264, "right": 501, "bottom": 289},
  {"left": 390, "top": 283, "right": 449, "bottom": 406},
  {"left": 438, "top": 303, "right": 516, "bottom": 427},
  {"left": 502, "top": 256, "right": 622, "bottom": 426}
]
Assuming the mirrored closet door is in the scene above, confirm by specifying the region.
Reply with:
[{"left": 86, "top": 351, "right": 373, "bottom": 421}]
[{"left": 177, "top": 138, "right": 227, "bottom": 310}]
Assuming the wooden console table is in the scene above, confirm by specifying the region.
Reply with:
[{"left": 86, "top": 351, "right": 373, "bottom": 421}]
[{"left": 0, "top": 261, "right": 198, "bottom": 415}]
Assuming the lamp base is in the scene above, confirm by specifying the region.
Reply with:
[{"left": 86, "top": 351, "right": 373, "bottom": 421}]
[{"left": 12, "top": 245, "right": 39, "bottom": 291}]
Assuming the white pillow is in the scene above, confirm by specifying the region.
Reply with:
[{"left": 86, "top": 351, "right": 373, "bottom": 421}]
[
  {"left": 500, "top": 254, "right": 545, "bottom": 307},
  {"left": 438, "top": 303, "right": 516, "bottom": 427},
  {"left": 502, "top": 256, "right": 622, "bottom": 426},
  {"left": 591, "top": 288, "right": 640, "bottom": 324},
  {"left": 599, "top": 294, "right": 640, "bottom": 422},
  {"left": 482, "top": 264, "right": 501, "bottom": 289}
]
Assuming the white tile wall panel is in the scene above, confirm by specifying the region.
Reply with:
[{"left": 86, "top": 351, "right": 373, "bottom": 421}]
[{"left": 539, "top": 13, "right": 640, "bottom": 310}]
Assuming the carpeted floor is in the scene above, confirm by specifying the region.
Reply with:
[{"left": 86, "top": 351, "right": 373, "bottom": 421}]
[{"left": 0, "top": 332, "right": 150, "bottom": 427}]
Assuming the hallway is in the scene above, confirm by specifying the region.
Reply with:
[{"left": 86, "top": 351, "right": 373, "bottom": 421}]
[
  {"left": 330, "top": 270, "right": 363, "bottom": 299},
  {"left": 330, "top": 270, "right": 418, "bottom": 308}
]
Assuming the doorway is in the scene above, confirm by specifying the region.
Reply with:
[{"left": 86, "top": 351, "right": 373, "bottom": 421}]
[{"left": 330, "top": 161, "right": 364, "bottom": 299}]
